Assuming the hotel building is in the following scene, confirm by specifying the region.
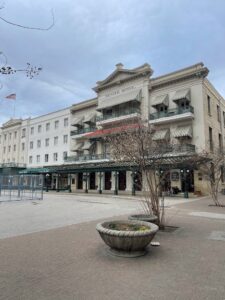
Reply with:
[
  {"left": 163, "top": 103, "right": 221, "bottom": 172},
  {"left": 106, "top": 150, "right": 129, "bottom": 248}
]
[{"left": 0, "top": 62, "right": 225, "bottom": 195}]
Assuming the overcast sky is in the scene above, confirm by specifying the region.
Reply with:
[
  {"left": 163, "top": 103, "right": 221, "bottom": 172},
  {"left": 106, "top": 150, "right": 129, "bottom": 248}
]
[{"left": 0, "top": 0, "right": 225, "bottom": 125}]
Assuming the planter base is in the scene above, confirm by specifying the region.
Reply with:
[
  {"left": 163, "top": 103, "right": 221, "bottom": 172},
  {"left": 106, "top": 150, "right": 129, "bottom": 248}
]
[{"left": 108, "top": 248, "right": 147, "bottom": 258}]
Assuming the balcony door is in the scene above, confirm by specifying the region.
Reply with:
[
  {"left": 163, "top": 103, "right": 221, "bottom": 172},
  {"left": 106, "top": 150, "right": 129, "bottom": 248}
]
[
  {"left": 77, "top": 173, "right": 83, "bottom": 189},
  {"left": 118, "top": 171, "right": 126, "bottom": 191},
  {"left": 104, "top": 171, "right": 111, "bottom": 190}
]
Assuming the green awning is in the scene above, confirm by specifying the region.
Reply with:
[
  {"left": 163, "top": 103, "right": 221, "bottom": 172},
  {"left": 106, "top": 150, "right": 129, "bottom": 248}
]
[{"left": 19, "top": 167, "right": 51, "bottom": 174}]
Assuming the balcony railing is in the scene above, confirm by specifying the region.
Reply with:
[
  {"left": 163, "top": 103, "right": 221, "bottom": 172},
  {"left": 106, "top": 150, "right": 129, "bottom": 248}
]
[
  {"left": 65, "top": 153, "right": 110, "bottom": 163},
  {"left": 0, "top": 163, "right": 27, "bottom": 168},
  {"left": 160, "top": 144, "right": 195, "bottom": 154},
  {"left": 149, "top": 106, "right": 194, "bottom": 120},
  {"left": 70, "top": 127, "right": 97, "bottom": 136},
  {"left": 96, "top": 108, "right": 141, "bottom": 122}
]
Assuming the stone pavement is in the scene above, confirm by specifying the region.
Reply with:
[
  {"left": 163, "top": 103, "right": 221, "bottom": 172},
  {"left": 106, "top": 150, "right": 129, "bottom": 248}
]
[{"left": 0, "top": 194, "right": 225, "bottom": 299}]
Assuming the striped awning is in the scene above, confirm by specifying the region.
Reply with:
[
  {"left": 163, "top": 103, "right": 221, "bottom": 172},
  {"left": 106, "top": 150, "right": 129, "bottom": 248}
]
[
  {"left": 151, "top": 94, "right": 169, "bottom": 108},
  {"left": 173, "top": 89, "right": 191, "bottom": 103},
  {"left": 173, "top": 126, "right": 192, "bottom": 138},
  {"left": 82, "top": 141, "right": 93, "bottom": 150},
  {"left": 83, "top": 112, "right": 96, "bottom": 124},
  {"left": 73, "top": 143, "right": 83, "bottom": 151},
  {"left": 71, "top": 116, "right": 84, "bottom": 126},
  {"left": 97, "top": 90, "right": 141, "bottom": 110},
  {"left": 152, "top": 129, "right": 169, "bottom": 141}
]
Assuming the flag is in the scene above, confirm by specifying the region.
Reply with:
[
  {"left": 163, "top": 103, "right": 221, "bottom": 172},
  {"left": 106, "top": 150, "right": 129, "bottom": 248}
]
[{"left": 5, "top": 93, "right": 16, "bottom": 100}]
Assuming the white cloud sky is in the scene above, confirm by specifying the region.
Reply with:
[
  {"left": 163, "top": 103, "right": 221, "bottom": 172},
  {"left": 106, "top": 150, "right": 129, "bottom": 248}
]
[{"left": 1, "top": 0, "right": 225, "bottom": 124}]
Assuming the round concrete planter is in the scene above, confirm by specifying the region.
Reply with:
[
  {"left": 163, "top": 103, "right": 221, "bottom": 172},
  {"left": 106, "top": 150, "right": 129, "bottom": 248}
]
[
  {"left": 128, "top": 214, "right": 158, "bottom": 224},
  {"left": 96, "top": 220, "right": 159, "bottom": 257}
]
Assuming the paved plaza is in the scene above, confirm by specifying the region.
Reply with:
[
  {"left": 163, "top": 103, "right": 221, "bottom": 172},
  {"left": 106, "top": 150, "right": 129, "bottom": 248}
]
[{"left": 0, "top": 193, "right": 225, "bottom": 299}]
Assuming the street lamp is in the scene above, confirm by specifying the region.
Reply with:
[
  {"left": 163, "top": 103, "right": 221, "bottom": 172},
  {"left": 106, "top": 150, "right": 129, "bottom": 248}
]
[
  {"left": 83, "top": 173, "right": 89, "bottom": 193},
  {"left": 98, "top": 172, "right": 103, "bottom": 194},
  {"left": 45, "top": 173, "right": 50, "bottom": 192},
  {"left": 180, "top": 169, "right": 189, "bottom": 199},
  {"left": 131, "top": 171, "right": 137, "bottom": 196},
  {"left": 114, "top": 171, "right": 119, "bottom": 195}
]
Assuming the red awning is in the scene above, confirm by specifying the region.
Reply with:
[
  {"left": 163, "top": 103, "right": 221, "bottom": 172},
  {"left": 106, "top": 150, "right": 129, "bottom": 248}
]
[{"left": 86, "top": 123, "right": 140, "bottom": 138}]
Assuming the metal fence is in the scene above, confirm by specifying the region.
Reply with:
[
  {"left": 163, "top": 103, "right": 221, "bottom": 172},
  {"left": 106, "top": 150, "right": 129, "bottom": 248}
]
[{"left": 0, "top": 174, "right": 43, "bottom": 202}]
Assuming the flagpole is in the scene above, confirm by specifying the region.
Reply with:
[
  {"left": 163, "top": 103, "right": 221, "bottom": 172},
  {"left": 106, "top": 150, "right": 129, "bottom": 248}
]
[{"left": 13, "top": 101, "right": 15, "bottom": 118}]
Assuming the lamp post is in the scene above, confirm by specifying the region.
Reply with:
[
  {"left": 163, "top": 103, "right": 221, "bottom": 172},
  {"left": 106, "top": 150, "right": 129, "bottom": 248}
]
[
  {"left": 83, "top": 172, "right": 89, "bottom": 193},
  {"left": 131, "top": 171, "right": 137, "bottom": 196},
  {"left": 180, "top": 169, "right": 189, "bottom": 199},
  {"left": 98, "top": 172, "right": 103, "bottom": 194},
  {"left": 45, "top": 173, "right": 50, "bottom": 192},
  {"left": 114, "top": 171, "right": 119, "bottom": 195}
]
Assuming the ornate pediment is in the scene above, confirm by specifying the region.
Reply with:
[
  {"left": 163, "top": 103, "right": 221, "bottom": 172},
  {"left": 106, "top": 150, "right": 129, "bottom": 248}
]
[
  {"left": 94, "top": 63, "right": 153, "bottom": 92},
  {"left": 2, "top": 118, "right": 22, "bottom": 128}
]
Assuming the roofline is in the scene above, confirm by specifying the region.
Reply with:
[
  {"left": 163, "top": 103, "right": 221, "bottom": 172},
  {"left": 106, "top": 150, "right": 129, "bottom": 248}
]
[{"left": 71, "top": 97, "right": 98, "bottom": 112}]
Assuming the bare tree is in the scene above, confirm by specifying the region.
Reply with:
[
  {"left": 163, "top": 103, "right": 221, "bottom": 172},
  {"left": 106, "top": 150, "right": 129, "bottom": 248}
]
[
  {"left": 105, "top": 120, "right": 181, "bottom": 227},
  {"left": 196, "top": 148, "right": 225, "bottom": 206}
]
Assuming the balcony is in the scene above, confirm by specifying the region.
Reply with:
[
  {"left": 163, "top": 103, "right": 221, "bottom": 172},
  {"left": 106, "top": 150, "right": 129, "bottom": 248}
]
[
  {"left": 0, "top": 163, "right": 27, "bottom": 168},
  {"left": 70, "top": 127, "right": 96, "bottom": 137},
  {"left": 149, "top": 106, "right": 194, "bottom": 125},
  {"left": 96, "top": 108, "right": 141, "bottom": 126},
  {"left": 65, "top": 153, "right": 110, "bottom": 163},
  {"left": 161, "top": 143, "right": 195, "bottom": 154}
]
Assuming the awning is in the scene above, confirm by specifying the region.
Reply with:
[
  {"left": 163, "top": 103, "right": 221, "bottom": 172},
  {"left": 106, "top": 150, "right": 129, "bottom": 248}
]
[
  {"left": 82, "top": 141, "right": 93, "bottom": 150},
  {"left": 172, "top": 89, "right": 191, "bottom": 103},
  {"left": 173, "top": 126, "right": 192, "bottom": 138},
  {"left": 152, "top": 129, "right": 169, "bottom": 141},
  {"left": 83, "top": 112, "right": 96, "bottom": 124},
  {"left": 86, "top": 123, "right": 140, "bottom": 138},
  {"left": 73, "top": 143, "right": 83, "bottom": 151},
  {"left": 19, "top": 167, "right": 50, "bottom": 174},
  {"left": 151, "top": 94, "right": 169, "bottom": 108},
  {"left": 71, "top": 116, "right": 84, "bottom": 126},
  {"left": 97, "top": 90, "right": 141, "bottom": 111}
]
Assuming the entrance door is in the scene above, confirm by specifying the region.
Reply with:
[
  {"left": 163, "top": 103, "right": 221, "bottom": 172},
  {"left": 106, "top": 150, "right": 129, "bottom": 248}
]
[
  {"left": 77, "top": 173, "right": 83, "bottom": 189},
  {"left": 181, "top": 170, "right": 194, "bottom": 192},
  {"left": 118, "top": 171, "right": 126, "bottom": 191},
  {"left": 104, "top": 171, "right": 111, "bottom": 190},
  {"left": 89, "top": 172, "right": 96, "bottom": 190}
]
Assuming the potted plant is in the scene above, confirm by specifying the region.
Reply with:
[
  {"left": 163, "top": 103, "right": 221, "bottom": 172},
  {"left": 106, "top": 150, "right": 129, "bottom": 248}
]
[{"left": 96, "top": 219, "right": 159, "bottom": 257}]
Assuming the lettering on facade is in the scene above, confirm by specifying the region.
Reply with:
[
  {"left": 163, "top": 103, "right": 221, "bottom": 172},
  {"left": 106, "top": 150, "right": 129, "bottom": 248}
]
[{"left": 103, "top": 85, "right": 136, "bottom": 98}]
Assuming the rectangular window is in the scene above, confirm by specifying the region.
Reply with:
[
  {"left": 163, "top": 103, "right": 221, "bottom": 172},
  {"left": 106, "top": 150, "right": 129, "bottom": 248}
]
[
  {"left": 22, "top": 143, "right": 25, "bottom": 151},
  {"left": 37, "top": 140, "right": 41, "bottom": 148},
  {"left": 31, "top": 127, "right": 34, "bottom": 134},
  {"left": 209, "top": 127, "right": 213, "bottom": 151},
  {"left": 13, "top": 145, "right": 16, "bottom": 151},
  {"left": 217, "top": 105, "right": 221, "bottom": 122},
  {"left": 38, "top": 125, "right": 42, "bottom": 133},
  {"left": 45, "top": 138, "right": 49, "bottom": 147},
  {"left": 63, "top": 151, "right": 68, "bottom": 160},
  {"left": 30, "top": 141, "right": 33, "bottom": 149},
  {"left": 22, "top": 128, "right": 26, "bottom": 137},
  {"left": 219, "top": 133, "right": 222, "bottom": 152},
  {"left": 3, "top": 147, "right": 6, "bottom": 154},
  {"left": 64, "top": 118, "right": 68, "bottom": 127},
  {"left": 45, "top": 154, "right": 49, "bottom": 162},
  {"left": 63, "top": 134, "right": 68, "bottom": 144},
  {"left": 8, "top": 146, "right": 11, "bottom": 152},
  {"left": 29, "top": 156, "right": 33, "bottom": 164},
  {"left": 207, "top": 95, "right": 211, "bottom": 115},
  {"left": 46, "top": 123, "right": 50, "bottom": 131},
  {"left": 4, "top": 134, "right": 7, "bottom": 141},
  {"left": 9, "top": 133, "right": 12, "bottom": 140},
  {"left": 53, "top": 153, "right": 58, "bottom": 161},
  {"left": 36, "top": 155, "right": 40, "bottom": 163},
  {"left": 54, "top": 136, "right": 58, "bottom": 146},
  {"left": 55, "top": 120, "right": 59, "bottom": 129},
  {"left": 14, "top": 131, "right": 17, "bottom": 138}
]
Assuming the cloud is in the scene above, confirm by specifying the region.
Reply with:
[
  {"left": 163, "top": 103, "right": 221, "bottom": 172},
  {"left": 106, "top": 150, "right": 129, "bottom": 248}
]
[{"left": 1, "top": 0, "right": 225, "bottom": 125}]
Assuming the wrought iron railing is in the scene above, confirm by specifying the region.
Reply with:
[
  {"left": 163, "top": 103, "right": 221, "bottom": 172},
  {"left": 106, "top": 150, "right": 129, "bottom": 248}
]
[
  {"left": 0, "top": 163, "right": 27, "bottom": 168},
  {"left": 96, "top": 108, "right": 141, "bottom": 122},
  {"left": 149, "top": 106, "right": 194, "bottom": 120},
  {"left": 70, "top": 127, "right": 96, "bottom": 136},
  {"left": 65, "top": 153, "right": 110, "bottom": 162}
]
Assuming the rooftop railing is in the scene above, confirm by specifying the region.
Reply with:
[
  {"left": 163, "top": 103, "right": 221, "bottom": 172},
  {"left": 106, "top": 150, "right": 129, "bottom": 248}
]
[
  {"left": 96, "top": 107, "right": 141, "bottom": 122},
  {"left": 149, "top": 106, "right": 194, "bottom": 120}
]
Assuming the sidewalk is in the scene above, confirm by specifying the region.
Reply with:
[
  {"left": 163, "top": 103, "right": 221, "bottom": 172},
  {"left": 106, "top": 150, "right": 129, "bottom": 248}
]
[{"left": 0, "top": 196, "right": 225, "bottom": 299}]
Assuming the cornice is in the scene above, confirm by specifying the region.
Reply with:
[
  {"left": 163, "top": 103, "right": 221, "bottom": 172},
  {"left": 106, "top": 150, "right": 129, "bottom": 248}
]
[{"left": 71, "top": 98, "right": 98, "bottom": 112}]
